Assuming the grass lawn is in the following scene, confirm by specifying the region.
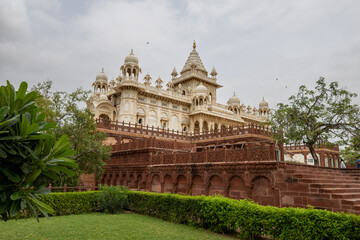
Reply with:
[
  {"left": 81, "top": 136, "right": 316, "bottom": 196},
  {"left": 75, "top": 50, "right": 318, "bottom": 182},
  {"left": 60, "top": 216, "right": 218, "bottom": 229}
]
[{"left": 0, "top": 213, "right": 235, "bottom": 239}]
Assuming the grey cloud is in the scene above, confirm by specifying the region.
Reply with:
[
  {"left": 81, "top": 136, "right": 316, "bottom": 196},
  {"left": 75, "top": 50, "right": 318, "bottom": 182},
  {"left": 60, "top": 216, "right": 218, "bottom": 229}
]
[
  {"left": 0, "top": 0, "right": 31, "bottom": 42},
  {"left": 0, "top": 0, "right": 359, "bottom": 108}
]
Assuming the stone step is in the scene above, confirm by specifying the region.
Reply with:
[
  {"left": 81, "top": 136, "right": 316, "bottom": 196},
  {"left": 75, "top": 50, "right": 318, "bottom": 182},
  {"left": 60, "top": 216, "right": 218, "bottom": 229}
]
[
  {"left": 291, "top": 171, "right": 345, "bottom": 175},
  {"left": 354, "top": 205, "right": 360, "bottom": 211},
  {"left": 321, "top": 188, "right": 360, "bottom": 194},
  {"left": 341, "top": 198, "right": 360, "bottom": 205},
  {"left": 331, "top": 193, "right": 360, "bottom": 199},
  {"left": 299, "top": 178, "right": 359, "bottom": 184},
  {"left": 310, "top": 183, "right": 360, "bottom": 188},
  {"left": 294, "top": 172, "right": 352, "bottom": 177},
  {"left": 294, "top": 174, "right": 360, "bottom": 181}
]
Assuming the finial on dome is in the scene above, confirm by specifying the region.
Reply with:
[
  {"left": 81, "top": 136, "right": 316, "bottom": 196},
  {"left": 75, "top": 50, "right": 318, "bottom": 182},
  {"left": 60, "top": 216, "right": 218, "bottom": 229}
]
[
  {"left": 193, "top": 40, "right": 196, "bottom": 50},
  {"left": 171, "top": 67, "right": 178, "bottom": 78},
  {"left": 210, "top": 67, "right": 217, "bottom": 77},
  {"left": 130, "top": 49, "right": 134, "bottom": 55},
  {"left": 101, "top": 67, "right": 104, "bottom": 73}
]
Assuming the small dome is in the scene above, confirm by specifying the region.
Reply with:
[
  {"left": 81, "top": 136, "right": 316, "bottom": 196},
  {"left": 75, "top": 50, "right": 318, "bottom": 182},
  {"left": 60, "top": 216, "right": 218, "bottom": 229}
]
[
  {"left": 96, "top": 68, "right": 108, "bottom": 81},
  {"left": 259, "top": 97, "right": 269, "bottom": 108},
  {"left": 194, "top": 83, "right": 208, "bottom": 95},
  {"left": 227, "top": 92, "right": 240, "bottom": 106},
  {"left": 124, "top": 49, "right": 139, "bottom": 64},
  {"left": 99, "top": 94, "right": 108, "bottom": 101}
]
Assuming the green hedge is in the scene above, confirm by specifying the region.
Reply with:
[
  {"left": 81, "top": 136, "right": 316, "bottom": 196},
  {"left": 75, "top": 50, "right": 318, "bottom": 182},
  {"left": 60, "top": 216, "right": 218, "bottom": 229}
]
[
  {"left": 39, "top": 191, "right": 99, "bottom": 216},
  {"left": 23, "top": 190, "right": 360, "bottom": 239},
  {"left": 127, "top": 192, "right": 360, "bottom": 240}
]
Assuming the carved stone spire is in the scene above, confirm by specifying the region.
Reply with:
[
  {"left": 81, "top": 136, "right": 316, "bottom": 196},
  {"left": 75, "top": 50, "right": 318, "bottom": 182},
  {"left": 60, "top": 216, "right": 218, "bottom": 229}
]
[
  {"left": 155, "top": 77, "right": 163, "bottom": 88},
  {"left": 210, "top": 67, "right": 217, "bottom": 77},
  {"left": 171, "top": 67, "right": 178, "bottom": 78}
]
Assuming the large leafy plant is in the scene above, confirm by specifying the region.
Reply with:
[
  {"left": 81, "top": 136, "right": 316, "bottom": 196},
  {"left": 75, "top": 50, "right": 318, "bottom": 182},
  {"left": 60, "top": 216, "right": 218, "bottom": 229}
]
[{"left": 0, "top": 81, "right": 77, "bottom": 221}]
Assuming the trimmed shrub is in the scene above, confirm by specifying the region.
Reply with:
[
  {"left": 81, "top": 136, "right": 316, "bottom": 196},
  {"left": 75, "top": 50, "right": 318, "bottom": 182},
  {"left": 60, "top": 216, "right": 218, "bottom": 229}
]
[
  {"left": 127, "top": 192, "right": 360, "bottom": 240},
  {"left": 97, "top": 185, "right": 129, "bottom": 214},
  {"left": 16, "top": 190, "right": 360, "bottom": 239},
  {"left": 39, "top": 191, "right": 98, "bottom": 216}
]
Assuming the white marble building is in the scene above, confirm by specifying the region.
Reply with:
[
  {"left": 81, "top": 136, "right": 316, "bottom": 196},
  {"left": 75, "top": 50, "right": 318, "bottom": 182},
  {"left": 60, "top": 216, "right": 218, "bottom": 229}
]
[{"left": 88, "top": 42, "right": 270, "bottom": 133}]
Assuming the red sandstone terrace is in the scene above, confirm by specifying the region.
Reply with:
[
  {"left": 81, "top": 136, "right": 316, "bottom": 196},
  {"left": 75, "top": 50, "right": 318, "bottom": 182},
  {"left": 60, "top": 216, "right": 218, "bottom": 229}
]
[{"left": 95, "top": 119, "right": 360, "bottom": 215}]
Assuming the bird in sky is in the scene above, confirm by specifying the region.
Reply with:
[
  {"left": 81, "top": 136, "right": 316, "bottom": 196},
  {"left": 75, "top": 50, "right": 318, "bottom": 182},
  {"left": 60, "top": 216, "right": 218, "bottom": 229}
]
[{"left": 146, "top": 42, "right": 150, "bottom": 45}]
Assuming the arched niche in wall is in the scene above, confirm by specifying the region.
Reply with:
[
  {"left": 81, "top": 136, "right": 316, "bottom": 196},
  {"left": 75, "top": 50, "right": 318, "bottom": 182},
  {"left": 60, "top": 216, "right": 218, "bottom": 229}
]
[
  {"left": 147, "top": 110, "right": 157, "bottom": 127},
  {"left": 170, "top": 115, "right": 179, "bottom": 130}
]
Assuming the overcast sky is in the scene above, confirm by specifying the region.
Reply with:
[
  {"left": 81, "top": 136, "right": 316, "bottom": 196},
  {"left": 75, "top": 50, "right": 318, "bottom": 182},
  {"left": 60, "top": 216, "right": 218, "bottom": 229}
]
[{"left": 1, "top": 0, "right": 360, "bottom": 108}]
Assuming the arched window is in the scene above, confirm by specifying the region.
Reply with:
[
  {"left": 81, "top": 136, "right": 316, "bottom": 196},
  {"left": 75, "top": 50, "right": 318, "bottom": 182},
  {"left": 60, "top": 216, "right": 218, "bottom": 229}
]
[
  {"left": 138, "top": 118, "right": 142, "bottom": 124},
  {"left": 99, "top": 114, "right": 110, "bottom": 124},
  {"left": 209, "top": 93, "right": 212, "bottom": 102},
  {"left": 202, "top": 121, "right": 208, "bottom": 133},
  {"left": 183, "top": 126, "right": 187, "bottom": 132},
  {"left": 127, "top": 68, "right": 132, "bottom": 77},
  {"left": 182, "top": 90, "right": 186, "bottom": 95},
  {"left": 199, "top": 98, "right": 203, "bottom": 105},
  {"left": 214, "top": 123, "right": 218, "bottom": 132},
  {"left": 194, "top": 121, "right": 200, "bottom": 134}
]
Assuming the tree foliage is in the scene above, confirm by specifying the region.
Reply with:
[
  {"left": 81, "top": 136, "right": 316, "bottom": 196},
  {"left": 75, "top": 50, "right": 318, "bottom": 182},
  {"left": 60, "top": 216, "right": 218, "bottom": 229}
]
[
  {"left": 340, "top": 147, "right": 358, "bottom": 166},
  {"left": 31, "top": 81, "right": 110, "bottom": 184},
  {"left": 270, "top": 77, "right": 360, "bottom": 165},
  {"left": 0, "top": 81, "right": 77, "bottom": 221}
]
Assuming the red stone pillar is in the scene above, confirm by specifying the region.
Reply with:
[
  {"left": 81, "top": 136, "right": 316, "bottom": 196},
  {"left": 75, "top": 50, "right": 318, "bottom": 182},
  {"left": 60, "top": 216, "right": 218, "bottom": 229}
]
[
  {"left": 319, "top": 152, "right": 325, "bottom": 167},
  {"left": 280, "top": 143, "right": 285, "bottom": 162},
  {"left": 269, "top": 142, "right": 276, "bottom": 160}
]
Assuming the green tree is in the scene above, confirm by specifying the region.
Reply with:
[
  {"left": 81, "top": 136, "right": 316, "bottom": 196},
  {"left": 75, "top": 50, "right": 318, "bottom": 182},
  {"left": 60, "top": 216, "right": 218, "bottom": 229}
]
[
  {"left": 0, "top": 81, "right": 77, "bottom": 221},
  {"left": 340, "top": 147, "right": 358, "bottom": 166},
  {"left": 31, "top": 81, "right": 110, "bottom": 184},
  {"left": 270, "top": 77, "right": 360, "bottom": 165}
]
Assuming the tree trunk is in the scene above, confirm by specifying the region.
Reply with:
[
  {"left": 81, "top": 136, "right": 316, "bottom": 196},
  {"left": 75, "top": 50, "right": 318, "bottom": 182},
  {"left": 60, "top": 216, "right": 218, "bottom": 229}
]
[{"left": 307, "top": 144, "right": 320, "bottom": 166}]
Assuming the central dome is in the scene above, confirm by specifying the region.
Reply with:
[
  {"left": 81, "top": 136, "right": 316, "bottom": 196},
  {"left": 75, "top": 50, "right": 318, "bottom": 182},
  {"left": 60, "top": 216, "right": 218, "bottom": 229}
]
[
  {"left": 180, "top": 41, "right": 208, "bottom": 75},
  {"left": 124, "top": 49, "right": 138, "bottom": 64}
]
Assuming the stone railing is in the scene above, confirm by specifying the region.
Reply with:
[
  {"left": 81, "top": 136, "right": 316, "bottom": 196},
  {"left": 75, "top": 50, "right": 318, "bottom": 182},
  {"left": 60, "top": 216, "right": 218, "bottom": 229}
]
[
  {"left": 107, "top": 144, "right": 275, "bottom": 166},
  {"left": 96, "top": 118, "right": 274, "bottom": 141},
  {"left": 284, "top": 142, "right": 339, "bottom": 151},
  {"left": 112, "top": 138, "right": 195, "bottom": 152}
]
